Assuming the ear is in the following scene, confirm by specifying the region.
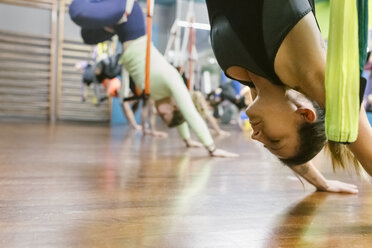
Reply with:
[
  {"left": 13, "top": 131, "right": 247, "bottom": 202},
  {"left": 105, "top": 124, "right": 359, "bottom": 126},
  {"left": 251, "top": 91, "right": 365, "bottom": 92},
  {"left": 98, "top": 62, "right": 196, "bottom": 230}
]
[{"left": 295, "top": 107, "right": 316, "bottom": 123}]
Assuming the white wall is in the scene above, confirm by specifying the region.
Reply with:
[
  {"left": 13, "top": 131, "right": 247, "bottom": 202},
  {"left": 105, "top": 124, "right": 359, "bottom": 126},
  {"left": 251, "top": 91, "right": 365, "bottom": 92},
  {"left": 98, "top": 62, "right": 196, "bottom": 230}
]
[{"left": 0, "top": 3, "right": 51, "bottom": 35}]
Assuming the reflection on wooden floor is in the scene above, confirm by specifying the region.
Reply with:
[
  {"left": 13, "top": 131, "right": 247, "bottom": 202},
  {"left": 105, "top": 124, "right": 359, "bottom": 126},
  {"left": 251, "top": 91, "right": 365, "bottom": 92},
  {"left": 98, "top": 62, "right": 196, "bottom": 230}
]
[{"left": 0, "top": 122, "right": 371, "bottom": 248}]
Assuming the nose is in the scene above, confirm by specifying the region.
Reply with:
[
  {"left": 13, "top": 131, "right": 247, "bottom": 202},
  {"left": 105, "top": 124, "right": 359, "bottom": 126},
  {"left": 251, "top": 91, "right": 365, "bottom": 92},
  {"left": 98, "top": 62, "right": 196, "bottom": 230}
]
[{"left": 251, "top": 130, "right": 264, "bottom": 143}]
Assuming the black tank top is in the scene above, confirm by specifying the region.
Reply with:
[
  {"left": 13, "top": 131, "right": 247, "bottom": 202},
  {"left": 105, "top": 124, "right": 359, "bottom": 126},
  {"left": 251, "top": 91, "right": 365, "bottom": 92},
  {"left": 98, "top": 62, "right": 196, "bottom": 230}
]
[{"left": 206, "top": 0, "right": 314, "bottom": 86}]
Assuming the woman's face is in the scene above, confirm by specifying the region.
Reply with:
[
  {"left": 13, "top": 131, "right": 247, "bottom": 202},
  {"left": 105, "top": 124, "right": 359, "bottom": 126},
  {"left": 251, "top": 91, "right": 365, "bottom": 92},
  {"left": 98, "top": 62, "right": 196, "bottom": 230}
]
[
  {"left": 155, "top": 98, "right": 177, "bottom": 126},
  {"left": 246, "top": 90, "right": 302, "bottom": 158},
  {"left": 227, "top": 67, "right": 315, "bottom": 159}
]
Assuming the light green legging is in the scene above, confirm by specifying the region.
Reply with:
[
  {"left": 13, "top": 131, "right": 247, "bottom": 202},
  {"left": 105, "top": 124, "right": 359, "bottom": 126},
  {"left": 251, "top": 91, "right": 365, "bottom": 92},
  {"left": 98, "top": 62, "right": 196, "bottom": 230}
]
[{"left": 119, "top": 35, "right": 214, "bottom": 147}]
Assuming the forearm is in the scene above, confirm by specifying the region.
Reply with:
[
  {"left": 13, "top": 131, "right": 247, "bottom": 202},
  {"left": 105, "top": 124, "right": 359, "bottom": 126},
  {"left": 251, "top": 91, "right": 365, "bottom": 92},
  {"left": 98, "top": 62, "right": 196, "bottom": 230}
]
[
  {"left": 290, "top": 161, "right": 329, "bottom": 191},
  {"left": 206, "top": 114, "right": 222, "bottom": 133},
  {"left": 148, "top": 100, "right": 156, "bottom": 131},
  {"left": 122, "top": 102, "right": 139, "bottom": 128},
  {"left": 141, "top": 100, "right": 148, "bottom": 129}
]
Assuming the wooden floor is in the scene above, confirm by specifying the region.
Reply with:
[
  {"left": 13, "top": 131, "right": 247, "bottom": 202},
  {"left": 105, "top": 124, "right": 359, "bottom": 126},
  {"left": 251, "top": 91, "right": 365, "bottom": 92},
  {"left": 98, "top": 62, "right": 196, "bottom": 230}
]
[{"left": 0, "top": 122, "right": 371, "bottom": 248}]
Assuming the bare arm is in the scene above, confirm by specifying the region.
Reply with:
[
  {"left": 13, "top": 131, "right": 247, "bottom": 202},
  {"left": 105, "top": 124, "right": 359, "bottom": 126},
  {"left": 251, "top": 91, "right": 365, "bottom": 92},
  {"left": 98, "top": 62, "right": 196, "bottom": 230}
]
[
  {"left": 146, "top": 99, "right": 155, "bottom": 131},
  {"left": 141, "top": 99, "right": 168, "bottom": 138},
  {"left": 192, "top": 91, "right": 229, "bottom": 136},
  {"left": 122, "top": 101, "right": 141, "bottom": 130},
  {"left": 147, "top": 100, "right": 168, "bottom": 138},
  {"left": 205, "top": 109, "right": 230, "bottom": 136},
  {"left": 347, "top": 107, "right": 372, "bottom": 176},
  {"left": 147, "top": 100, "right": 157, "bottom": 131},
  {"left": 206, "top": 114, "right": 224, "bottom": 134},
  {"left": 141, "top": 100, "right": 149, "bottom": 131},
  {"left": 290, "top": 161, "right": 358, "bottom": 194},
  {"left": 290, "top": 161, "right": 328, "bottom": 191}
]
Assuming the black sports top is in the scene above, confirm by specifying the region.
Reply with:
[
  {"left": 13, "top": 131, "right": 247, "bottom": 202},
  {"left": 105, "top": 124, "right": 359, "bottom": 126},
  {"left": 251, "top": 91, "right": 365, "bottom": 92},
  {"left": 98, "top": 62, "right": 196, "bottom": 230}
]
[{"left": 206, "top": 0, "right": 315, "bottom": 87}]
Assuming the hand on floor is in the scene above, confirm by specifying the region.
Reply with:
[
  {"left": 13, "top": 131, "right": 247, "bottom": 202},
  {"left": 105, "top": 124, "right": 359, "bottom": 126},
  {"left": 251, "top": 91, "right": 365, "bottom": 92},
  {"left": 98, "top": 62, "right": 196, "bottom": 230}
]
[
  {"left": 217, "top": 130, "right": 231, "bottom": 137},
  {"left": 134, "top": 125, "right": 142, "bottom": 131},
  {"left": 317, "top": 180, "right": 358, "bottom": 194},
  {"left": 144, "top": 129, "right": 168, "bottom": 138},
  {"left": 210, "top": 149, "right": 239, "bottom": 158}
]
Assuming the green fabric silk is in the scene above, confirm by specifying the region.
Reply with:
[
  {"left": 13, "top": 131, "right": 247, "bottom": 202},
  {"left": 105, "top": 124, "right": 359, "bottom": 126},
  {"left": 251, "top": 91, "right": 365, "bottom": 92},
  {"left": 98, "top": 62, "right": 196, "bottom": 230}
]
[
  {"left": 357, "top": 0, "right": 368, "bottom": 74},
  {"left": 325, "top": 0, "right": 360, "bottom": 142}
]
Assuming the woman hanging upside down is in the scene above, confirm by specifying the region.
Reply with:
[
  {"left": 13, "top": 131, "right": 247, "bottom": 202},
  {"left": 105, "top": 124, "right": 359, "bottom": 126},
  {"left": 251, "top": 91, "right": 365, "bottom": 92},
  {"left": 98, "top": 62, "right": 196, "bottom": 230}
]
[
  {"left": 205, "top": 0, "right": 372, "bottom": 182},
  {"left": 70, "top": 0, "right": 237, "bottom": 157}
]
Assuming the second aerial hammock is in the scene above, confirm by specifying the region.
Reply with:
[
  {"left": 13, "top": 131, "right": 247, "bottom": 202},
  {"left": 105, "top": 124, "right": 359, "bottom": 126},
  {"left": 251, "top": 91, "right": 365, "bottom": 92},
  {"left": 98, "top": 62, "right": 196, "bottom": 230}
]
[{"left": 324, "top": 0, "right": 360, "bottom": 143}]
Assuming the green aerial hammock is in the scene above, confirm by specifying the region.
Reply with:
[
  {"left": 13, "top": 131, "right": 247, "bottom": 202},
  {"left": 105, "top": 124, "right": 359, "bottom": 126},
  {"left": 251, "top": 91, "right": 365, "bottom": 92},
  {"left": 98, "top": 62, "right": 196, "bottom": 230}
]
[{"left": 324, "top": 0, "right": 368, "bottom": 143}]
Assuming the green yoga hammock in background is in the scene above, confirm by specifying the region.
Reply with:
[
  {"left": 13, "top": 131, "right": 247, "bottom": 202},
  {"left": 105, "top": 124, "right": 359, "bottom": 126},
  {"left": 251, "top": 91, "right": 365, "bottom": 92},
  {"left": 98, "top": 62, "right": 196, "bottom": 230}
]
[
  {"left": 323, "top": 0, "right": 368, "bottom": 143},
  {"left": 358, "top": 0, "right": 368, "bottom": 75}
]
